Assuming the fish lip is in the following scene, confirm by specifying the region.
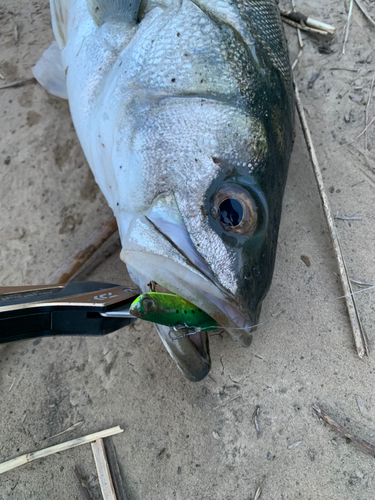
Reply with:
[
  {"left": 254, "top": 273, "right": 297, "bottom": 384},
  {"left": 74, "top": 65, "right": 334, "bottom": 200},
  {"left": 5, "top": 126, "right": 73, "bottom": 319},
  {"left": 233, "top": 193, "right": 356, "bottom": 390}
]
[{"left": 200, "top": 291, "right": 255, "bottom": 342}]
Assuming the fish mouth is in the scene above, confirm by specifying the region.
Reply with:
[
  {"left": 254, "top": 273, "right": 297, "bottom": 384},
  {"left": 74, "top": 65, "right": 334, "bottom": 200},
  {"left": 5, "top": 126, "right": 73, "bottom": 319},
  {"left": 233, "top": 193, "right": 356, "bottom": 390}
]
[
  {"left": 124, "top": 240, "right": 255, "bottom": 340},
  {"left": 123, "top": 244, "right": 254, "bottom": 381},
  {"left": 119, "top": 201, "right": 256, "bottom": 381}
]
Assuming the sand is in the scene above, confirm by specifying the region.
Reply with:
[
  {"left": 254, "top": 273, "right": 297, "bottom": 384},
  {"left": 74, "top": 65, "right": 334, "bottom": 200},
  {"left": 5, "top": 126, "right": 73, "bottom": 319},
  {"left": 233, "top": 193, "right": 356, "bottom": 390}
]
[{"left": 1, "top": 1, "right": 375, "bottom": 498}]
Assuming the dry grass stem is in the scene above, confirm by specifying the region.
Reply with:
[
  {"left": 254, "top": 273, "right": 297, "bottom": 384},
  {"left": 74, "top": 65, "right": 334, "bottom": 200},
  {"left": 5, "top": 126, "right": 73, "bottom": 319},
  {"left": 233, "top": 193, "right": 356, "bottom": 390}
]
[
  {"left": 343, "top": 0, "right": 354, "bottom": 54},
  {"left": 0, "top": 426, "right": 123, "bottom": 475},
  {"left": 280, "top": 9, "right": 335, "bottom": 34},
  {"left": 365, "top": 71, "right": 375, "bottom": 150},
  {"left": 355, "top": 116, "right": 375, "bottom": 142},
  {"left": 330, "top": 67, "right": 358, "bottom": 72},
  {"left": 281, "top": 16, "right": 328, "bottom": 35},
  {"left": 350, "top": 279, "right": 374, "bottom": 287},
  {"left": 334, "top": 215, "right": 362, "bottom": 221},
  {"left": 212, "top": 395, "right": 241, "bottom": 410},
  {"left": 354, "top": 0, "right": 375, "bottom": 27},
  {"left": 290, "top": 0, "right": 304, "bottom": 48},
  {"left": 47, "top": 421, "right": 84, "bottom": 440},
  {"left": 305, "top": 18, "right": 335, "bottom": 34},
  {"left": 292, "top": 49, "right": 304, "bottom": 70},
  {"left": 47, "top": 216, "right": 118, "bottom": 284},
  {"left": 254, "top": 486, "right": 262, "bottom": 500},
  {"left": 313, "top": 405, "right": 375, "bottom": 456},
  {"left": 295, "top": 83, "right": 368, "bottom": 358}
]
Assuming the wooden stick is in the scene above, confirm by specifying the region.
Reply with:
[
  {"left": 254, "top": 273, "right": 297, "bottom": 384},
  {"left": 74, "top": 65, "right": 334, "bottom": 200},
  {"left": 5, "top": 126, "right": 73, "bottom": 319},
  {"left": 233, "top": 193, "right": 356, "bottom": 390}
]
[
  {"left": 313, "top": 405, "right": 375, "bottom": 456},
  {"left": 0, "top": 426, "right": 123, "bottom": 475},
  {"left": 295, "top": 84, "right": 368, "bottom": 358},
  {"left": 354, "top": 0, "right": 375, "bottom": 27},
  {"left": 47, "top": 216, "right": 118, "bottom": 284},
  {"left": 91, "top": 439, "right": 118, "bottom": 500},
  {"left": 104, "top": 437, "right": 128, "bottom": 500}
]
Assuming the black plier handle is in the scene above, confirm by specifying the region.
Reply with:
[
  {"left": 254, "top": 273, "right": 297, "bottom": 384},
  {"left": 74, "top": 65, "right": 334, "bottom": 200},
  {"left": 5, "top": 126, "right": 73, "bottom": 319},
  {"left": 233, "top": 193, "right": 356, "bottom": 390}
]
[{"left": 0, "top": 282, "right": 139, "bottom": 345}]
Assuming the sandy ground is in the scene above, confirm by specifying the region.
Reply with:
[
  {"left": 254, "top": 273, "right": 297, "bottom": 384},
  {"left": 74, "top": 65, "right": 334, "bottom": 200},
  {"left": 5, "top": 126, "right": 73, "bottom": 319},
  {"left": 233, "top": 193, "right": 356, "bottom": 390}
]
[{"left": 1, "top": 1, "right": 375, "bottom": 499}]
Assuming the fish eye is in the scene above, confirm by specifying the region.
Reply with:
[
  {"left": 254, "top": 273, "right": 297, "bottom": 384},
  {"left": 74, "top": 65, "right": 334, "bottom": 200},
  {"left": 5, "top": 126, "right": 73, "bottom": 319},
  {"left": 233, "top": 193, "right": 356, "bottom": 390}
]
[
  {"left": 212, "top": 184, "right": 258, "bottom": 237},
  {"left": 218, "top": 199, "right": 243, "bottom": 227}
]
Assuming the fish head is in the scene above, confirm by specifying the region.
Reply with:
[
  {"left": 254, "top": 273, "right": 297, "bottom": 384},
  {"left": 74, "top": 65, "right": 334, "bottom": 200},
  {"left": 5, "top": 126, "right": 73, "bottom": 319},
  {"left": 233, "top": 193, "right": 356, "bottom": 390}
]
[{"left": 118, "top": 98, "right": 293, "bottom": 379}]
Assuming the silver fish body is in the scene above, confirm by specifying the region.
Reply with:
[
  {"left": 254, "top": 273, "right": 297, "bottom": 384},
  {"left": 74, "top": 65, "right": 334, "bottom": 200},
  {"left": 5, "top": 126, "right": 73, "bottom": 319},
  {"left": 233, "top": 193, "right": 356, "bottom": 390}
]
[{"left": 36, "top": 0, "right": 295, "bottom": 380}]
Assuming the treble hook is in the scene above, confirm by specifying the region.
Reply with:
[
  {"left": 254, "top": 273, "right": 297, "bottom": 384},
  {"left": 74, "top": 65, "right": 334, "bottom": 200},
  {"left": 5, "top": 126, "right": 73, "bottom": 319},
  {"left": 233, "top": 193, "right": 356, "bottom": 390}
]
[{"left": 168, "top": 324, "right": 202, "bottom": 341}]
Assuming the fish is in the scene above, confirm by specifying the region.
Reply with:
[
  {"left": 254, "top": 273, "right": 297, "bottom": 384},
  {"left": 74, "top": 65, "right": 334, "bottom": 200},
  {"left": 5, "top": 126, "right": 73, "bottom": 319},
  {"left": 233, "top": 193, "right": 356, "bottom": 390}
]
[{"left": 33, "top": 0, "right": 295, "bottom": 381}]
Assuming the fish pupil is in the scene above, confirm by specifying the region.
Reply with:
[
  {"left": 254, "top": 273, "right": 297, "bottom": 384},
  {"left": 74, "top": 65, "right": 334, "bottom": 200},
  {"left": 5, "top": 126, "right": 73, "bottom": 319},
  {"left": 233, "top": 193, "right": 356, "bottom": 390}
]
[{"left": 218, "top": 199, "right": 243, "bottom": 227}]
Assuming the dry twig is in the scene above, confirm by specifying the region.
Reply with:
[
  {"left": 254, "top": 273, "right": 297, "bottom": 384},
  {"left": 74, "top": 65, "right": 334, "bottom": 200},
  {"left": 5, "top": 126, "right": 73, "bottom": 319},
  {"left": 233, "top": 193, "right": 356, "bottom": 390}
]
[
  {"left": 295, "top": 84, "right": 368, "bottom": 358},
  {"left": 74, "top": 466, "right": 94, "bottom": 500},
  {"left": 0, "top": 426, "right": 123, "bottom": 475},
  {"left": 252, "top": 406, "right": 261, "bottom": 438},
  {"left": 0, "top": 78, "right": 35, "bottom": 90},
  {"left": 313, "top": 405, "right": 375, "bottom": 456},
  {"left": 47, "top": 216, "right": 118, "bottom": 284}
]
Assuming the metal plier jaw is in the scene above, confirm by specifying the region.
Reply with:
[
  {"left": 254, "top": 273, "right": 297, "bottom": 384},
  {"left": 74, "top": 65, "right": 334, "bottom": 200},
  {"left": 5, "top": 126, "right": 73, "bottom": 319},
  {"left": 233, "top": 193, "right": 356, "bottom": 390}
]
[{"left": 0, "top": 282, "right": 139, "bottom": 345}]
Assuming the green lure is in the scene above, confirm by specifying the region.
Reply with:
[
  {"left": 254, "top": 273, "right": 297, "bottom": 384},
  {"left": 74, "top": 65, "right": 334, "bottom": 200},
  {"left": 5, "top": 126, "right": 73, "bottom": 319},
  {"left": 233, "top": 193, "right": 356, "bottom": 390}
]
[{"left": 129, "top": 293, "right": 217, "bottom": 331}]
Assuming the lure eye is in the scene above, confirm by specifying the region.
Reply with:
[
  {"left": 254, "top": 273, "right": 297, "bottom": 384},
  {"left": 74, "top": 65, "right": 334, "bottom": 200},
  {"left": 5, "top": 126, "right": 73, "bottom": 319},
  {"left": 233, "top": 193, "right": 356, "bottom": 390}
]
[{"left": 212, "top": 184, "right": 258, "bottom": 237}]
